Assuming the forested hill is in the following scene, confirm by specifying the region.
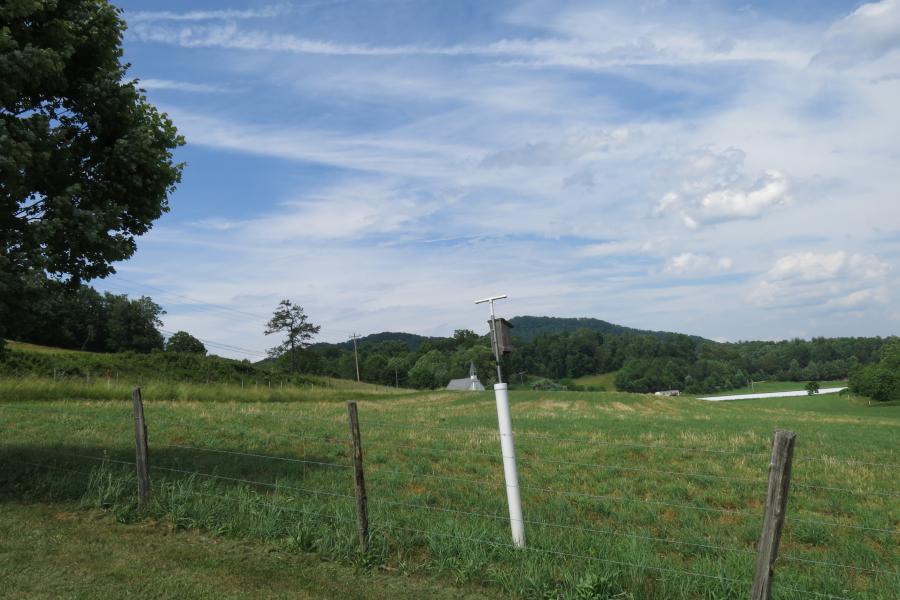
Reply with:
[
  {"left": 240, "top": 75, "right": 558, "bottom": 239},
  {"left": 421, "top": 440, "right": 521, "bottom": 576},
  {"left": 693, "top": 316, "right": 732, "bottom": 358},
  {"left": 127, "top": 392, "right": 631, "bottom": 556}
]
[
  {"left": 507, "top": 316, "right": 710, "bottom": 343},
  {"left": 312, "top": 332, "right": 436, "bottom": 352}
]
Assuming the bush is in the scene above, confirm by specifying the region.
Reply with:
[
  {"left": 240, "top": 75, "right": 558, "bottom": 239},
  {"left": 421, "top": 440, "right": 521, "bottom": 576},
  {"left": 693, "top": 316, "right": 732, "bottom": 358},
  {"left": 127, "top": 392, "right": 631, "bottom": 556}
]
[{"left": 530, "top": 378, "right": 568, "bottom": 391}]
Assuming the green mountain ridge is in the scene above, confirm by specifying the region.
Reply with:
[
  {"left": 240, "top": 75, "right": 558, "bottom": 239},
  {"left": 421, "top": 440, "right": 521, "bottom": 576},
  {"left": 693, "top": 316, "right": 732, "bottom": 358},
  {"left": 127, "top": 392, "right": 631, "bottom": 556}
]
[{"left": 299, "top": 316, "right": 709, "bottom": 354}]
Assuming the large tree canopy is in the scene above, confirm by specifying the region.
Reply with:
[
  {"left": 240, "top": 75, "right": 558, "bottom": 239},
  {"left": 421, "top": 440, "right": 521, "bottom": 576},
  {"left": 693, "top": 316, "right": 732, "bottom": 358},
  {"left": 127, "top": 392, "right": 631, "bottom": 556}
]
[{"left": 0, "top": 0, "right": 183, "bottom": 344}]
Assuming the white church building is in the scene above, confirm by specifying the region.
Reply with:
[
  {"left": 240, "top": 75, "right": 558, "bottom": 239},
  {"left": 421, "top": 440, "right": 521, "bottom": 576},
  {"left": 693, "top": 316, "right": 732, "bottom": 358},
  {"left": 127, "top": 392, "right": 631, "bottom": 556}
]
[{"left": 446, "top": 362, "right": 486, "bottom": 391}]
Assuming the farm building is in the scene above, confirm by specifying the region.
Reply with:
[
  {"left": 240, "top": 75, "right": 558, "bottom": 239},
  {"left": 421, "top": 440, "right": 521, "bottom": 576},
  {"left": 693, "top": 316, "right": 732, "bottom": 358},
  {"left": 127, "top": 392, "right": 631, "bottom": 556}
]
[{"left": 446, "top": 362, "right": 485, "bottom": 391}]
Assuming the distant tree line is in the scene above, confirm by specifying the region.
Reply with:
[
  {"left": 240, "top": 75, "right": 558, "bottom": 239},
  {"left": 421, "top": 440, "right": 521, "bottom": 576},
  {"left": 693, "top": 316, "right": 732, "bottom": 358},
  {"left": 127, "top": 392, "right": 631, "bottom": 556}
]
[
  {"left": 2, "top": 275, "right": 206, "bottom": 355},
  {"left": 4, "top": 280, "right": 894, "bottom": 399},
  {"left": 279, "top": 327, "right": 892, "bottom": 395}
]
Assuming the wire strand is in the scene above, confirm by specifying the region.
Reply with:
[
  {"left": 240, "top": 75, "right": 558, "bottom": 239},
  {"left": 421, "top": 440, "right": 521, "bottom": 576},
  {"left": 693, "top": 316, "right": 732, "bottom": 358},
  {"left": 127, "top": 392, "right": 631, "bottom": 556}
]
[
  {"left": 367, "top": 495, "right": 758, "bottom": 557},
  {"left": 379, "top": 439, "right": 763, "bottom": 486},
  {"left": 786, "top": 515, "right": 899, "bottom": 535},
  {"left": 365, "top": 466, "right": 762, "bottom": 520},
  {"left": 359, "top": 417, "right": 772, "bottom": 460},
  {"left": 158, "top": 443, "right": 352, "bottom": 469},
  {"left": 780, "top": 554, "right": 899, "bottom": 577},
  {"left": 791, "top": 481, "right": 900, "bottom": 498},
  {"left": 387, "top": 524, "right": 753, "bottom": 588}
]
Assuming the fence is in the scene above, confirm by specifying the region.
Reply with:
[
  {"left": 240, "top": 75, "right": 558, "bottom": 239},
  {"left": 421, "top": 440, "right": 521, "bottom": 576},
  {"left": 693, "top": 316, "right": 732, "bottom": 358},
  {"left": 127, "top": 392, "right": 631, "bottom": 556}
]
[{"left": 3, "top": 388, "right": 898, "bottom": 600}]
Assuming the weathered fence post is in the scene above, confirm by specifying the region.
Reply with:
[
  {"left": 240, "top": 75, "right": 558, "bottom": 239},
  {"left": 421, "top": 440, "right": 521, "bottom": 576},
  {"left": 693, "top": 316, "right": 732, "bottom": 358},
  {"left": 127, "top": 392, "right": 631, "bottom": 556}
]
[
  {"left": 132, "top": 387, "right": 151, "bottom": 506},
  {"left": 750, "top": 429, "right": 796, "bottom": 600},
  {"left": 346, "top": 401, "right": 369, "bottom": 552}
]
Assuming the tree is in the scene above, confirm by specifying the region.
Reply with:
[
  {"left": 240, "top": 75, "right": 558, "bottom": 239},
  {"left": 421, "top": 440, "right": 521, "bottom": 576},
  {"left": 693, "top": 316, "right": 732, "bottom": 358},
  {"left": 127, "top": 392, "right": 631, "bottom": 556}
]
[
  {"left": 1, "top": 1, "right": 184, "bottom": 346},
  {"left": 165, "top": 331, "right": 206, "bottom": 355},
  {"left": 104, "top": 293, "right": 164, "bottom": 352},
  {"left": 264, "top": 299, "right": 320, "bottom": 373},
  {"left": 806, "top": 381, "right": 820, "bottom": 395},
  {"left": 408, "top": 350, "right": 450, "bottom": 389}
]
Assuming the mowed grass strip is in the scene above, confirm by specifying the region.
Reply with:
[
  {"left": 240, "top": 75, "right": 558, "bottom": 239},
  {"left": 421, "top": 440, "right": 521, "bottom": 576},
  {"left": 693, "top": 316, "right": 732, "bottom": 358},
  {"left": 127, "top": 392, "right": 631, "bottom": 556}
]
[
  {"left": 0, "top": 500, "right": 500, "bottom": 600},
  {"left": 1, "top": 380, "right": 897, "bottom": 599}
]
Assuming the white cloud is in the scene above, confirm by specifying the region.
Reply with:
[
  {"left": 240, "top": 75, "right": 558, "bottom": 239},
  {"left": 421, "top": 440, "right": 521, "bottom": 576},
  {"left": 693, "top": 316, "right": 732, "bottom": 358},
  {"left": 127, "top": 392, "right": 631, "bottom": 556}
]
[
  {"left": 139, "top": 78, "right": 231, "bottom": 93},
  {"left": 812, "top": 0, "right": 900, "bottom": 68},
  {"left": 576, "top": 240, "right": 656, "bottom": 258},
  {"left": 129, "top": 18, "right": 811, "bottom": 68},
  {"left": 241, "top": 180, "right": 451, "bottom": 241},
  {"left": 127, "top": 6, "right": 288, "bottom": 23},
  {"left": 655, "top": 148, "right": 790, "bottom": 228},
  {"left": 480, "top": 128, "right": 631, "bottom": 168},
  {"left": 111, "top": 1, "right": 900, "bottom": 348},
  {"left": 751, "top": 251, "right": 890, "bottom": 309},
  {"left": 664, "top": 253, "right": 733, "bottom": 275}
]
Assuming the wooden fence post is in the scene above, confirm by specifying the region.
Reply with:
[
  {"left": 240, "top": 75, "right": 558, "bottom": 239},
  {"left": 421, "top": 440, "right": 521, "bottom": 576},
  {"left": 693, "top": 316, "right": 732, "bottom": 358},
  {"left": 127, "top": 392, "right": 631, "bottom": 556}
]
[
  {"left": 132, "top": 387, "right": 151, "bottom": 506},
  {"left": 750, "top": 429, "right": 796, "bottom": 600},
  {"left": 347, "top": 401, "right": 369, "bottom": 553}
]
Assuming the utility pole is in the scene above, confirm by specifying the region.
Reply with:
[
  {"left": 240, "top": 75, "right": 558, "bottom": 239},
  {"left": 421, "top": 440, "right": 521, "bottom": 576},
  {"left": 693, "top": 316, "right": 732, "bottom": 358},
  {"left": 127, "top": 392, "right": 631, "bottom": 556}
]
[
  {"left": 475, "top": 294, "right": 524, "bottom": 548},
  {"left": 350, "top": 334, "right": 361, "bottom": 382}
]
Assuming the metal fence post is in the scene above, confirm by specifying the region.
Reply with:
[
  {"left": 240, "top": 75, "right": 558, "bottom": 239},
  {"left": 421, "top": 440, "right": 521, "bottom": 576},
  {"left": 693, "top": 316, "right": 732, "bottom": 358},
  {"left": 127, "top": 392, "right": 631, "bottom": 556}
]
[
  {"left": 347, "top": 401, "right": 369, "bottom": 552},
  {"left": 132, "top": 387, "right": 151, "bottom": 506},
  {"left": 750, "top": 429, "right": 796, "bottom": 600}
]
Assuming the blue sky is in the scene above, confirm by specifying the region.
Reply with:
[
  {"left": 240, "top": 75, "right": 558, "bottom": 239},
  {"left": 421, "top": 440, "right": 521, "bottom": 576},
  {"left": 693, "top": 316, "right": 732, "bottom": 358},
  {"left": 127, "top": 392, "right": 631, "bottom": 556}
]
[{"left": 98, "top": 0, "right": 900, "bottom": 358}]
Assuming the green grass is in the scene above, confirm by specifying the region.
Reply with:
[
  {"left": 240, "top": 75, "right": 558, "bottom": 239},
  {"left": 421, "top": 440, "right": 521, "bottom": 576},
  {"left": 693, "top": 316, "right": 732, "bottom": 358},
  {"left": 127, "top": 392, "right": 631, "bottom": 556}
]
[
  {"left": 571, "top": 372, "right": 618, "bottom": 391},
  {"left": 4, "top": 340, "right": 92, "bottom": 354},
  {"left": 0, "top": 339, "right": 335, "bottom": 388},
  {"left": 702, "top": 380, "right": 848, "bottom": 397},
  {"left": 0, "top": 376, "right": 405, "bottom": 404},
  {"left": 1, "top": 378, "right": 897, "bottom": 599},
  {"left": 0, "top": 500, "right": 499, "bottom": 599}
]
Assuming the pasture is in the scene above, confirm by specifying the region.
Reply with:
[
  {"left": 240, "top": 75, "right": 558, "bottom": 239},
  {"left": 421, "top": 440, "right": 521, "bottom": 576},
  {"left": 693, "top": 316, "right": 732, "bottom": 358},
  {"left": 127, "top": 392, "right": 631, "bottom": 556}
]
[{"left": 1, "top": 379, "right": 897, "bottom": 599}]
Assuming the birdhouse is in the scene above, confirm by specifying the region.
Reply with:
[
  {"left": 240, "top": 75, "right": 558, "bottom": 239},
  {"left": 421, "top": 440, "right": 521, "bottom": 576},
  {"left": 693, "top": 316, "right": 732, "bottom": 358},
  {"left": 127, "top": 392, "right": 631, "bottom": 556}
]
[{"left": 488, "top": 318, "right": 514, "bottom": 354}]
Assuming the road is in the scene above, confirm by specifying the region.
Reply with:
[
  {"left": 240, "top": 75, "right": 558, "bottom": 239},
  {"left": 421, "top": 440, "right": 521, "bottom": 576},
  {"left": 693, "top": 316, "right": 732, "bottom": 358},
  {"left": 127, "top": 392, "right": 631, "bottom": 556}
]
[{"left": 698, "top": 387, "right": 848, "bottom": 401}]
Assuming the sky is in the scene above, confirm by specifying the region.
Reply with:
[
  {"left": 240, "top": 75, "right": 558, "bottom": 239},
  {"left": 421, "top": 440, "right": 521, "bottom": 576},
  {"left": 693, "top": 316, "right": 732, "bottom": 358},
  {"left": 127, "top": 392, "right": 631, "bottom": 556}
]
[{"left": 99, "top": 0, "right": 900, "bottom": 359}]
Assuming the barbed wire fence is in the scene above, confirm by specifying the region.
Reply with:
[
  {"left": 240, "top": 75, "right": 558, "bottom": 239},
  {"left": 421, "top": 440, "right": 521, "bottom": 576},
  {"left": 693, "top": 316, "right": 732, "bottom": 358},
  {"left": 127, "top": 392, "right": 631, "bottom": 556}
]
[{"left": 4, "top": 389, "right": 898, "bottom": 600}]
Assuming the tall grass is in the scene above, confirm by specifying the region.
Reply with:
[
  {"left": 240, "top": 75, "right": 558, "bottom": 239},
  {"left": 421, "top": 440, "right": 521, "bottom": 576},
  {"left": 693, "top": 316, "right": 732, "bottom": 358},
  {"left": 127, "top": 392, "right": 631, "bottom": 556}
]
[{"left": 0, "top": 376, "right": 411, "bottom": 403}]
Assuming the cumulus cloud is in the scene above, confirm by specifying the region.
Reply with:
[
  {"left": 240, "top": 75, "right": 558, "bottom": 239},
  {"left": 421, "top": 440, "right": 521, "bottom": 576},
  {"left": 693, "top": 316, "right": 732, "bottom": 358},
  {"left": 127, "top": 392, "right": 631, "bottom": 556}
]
[
  {"left": 655, "top": 148, "right": 790, "bottom": 228},
  {"left": 751, "top": 251, "right": 890, "bottom": 309},
  {"left": 812, "top": 0, "right": 900, "bottom": 68},
  {"left": 664, "top": 253, "right": 733, "bottom": 275}
]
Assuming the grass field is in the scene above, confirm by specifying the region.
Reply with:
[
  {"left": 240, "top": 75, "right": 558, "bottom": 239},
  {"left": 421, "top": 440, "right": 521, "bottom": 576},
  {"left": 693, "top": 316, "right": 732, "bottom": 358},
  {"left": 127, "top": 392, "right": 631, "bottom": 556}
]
[
  {"left": 704, "top": 380, "right": 849, "bottom": 397},
  {"left": 1, "top": 378, "right": 897, "bottom": 599},
  {"left": 571, "top": 372, "right": 618, "bottom": 391}
]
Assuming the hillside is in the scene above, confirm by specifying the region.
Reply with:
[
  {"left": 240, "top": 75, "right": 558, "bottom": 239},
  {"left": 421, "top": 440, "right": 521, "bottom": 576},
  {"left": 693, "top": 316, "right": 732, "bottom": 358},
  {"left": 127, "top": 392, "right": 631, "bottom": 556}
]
[
  {"left": 314, "top": 331, "right": 437, "bottom": 352},
  {"left": 0, "top": 340, "right": 317, "bottom": 386},
  {"left": 507, "top": 315, "right": 710, "bottom": 343}
]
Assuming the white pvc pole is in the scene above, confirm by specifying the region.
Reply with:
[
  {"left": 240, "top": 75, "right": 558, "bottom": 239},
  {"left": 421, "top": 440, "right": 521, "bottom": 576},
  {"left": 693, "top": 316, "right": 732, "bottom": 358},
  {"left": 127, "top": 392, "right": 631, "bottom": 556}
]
[{"left": 494, "top": 382, "right": 525, "bottom": 547}]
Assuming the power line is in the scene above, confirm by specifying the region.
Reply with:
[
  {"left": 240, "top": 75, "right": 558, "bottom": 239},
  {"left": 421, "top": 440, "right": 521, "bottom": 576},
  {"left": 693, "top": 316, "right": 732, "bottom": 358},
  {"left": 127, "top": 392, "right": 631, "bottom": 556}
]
[
  {"left": 107, "top": 276, "right": 359, "bottom": 338},
  {"left": 158, "top": 329, "right": 268, "bottom": 358}
]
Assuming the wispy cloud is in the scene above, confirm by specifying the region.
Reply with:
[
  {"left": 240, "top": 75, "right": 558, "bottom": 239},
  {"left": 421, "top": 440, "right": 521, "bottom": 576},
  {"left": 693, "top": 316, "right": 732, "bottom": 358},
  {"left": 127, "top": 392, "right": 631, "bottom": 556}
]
[
  {"left": 129, "top": 21, "right": 810, "bottom": 69},
  {"left": 812, "top": 0, "right": 900, "bottom": 68},
  {"left": 139, "top": 78, "right": 232, "bottom": 94},
  {"left": 127, "top": 5, "right": 289, "bottom": 23},
  {"left": 108, "top": 0, "right": 900, "bottom": 350}
]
